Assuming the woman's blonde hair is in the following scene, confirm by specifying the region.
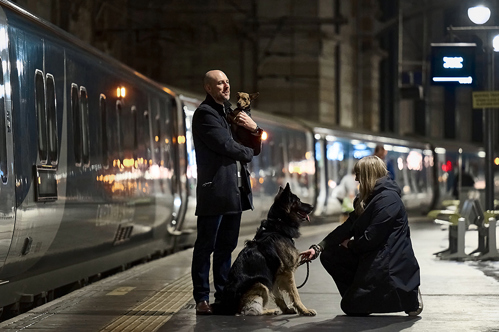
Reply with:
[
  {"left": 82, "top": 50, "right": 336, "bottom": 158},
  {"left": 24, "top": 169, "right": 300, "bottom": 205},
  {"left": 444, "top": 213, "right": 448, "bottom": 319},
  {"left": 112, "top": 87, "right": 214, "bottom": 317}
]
[{"left": 353, "top": 155, "right": 388, "bottom": 215}]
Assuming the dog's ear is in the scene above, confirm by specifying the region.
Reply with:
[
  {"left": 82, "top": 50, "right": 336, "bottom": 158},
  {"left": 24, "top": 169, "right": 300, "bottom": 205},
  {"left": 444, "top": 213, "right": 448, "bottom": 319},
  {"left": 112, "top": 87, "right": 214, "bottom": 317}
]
[
  {"left": 237, "top": 92, "right": 242, "bottom": 98},
  {"left": 250, "top": 92, "right": 259, "bottom": 100},
  {"left": 277, "top": 186, "right": 284, "bottom": 195}
]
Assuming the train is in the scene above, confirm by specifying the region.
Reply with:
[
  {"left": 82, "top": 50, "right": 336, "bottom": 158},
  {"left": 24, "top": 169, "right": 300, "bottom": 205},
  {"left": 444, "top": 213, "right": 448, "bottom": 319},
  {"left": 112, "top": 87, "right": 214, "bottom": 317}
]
[{"left": 0, "top": 0, "right": 488, "bottom": 318}]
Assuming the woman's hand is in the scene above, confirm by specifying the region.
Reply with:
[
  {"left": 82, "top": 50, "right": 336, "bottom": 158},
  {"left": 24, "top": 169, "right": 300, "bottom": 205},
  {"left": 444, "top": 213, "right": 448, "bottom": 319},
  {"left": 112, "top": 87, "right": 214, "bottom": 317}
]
[{"left": 299, "top": 249, "right": 316, "bottom": 263}]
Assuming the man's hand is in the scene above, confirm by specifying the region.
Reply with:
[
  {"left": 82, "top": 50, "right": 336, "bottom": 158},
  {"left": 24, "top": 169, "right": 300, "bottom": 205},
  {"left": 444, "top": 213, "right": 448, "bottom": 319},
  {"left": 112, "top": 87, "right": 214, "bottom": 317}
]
[
  {"left": 341, "top": 238, "right": 350, "bottom": 248},
  {"left": 235, "top": 112, "right": 257, "bottom": 132}
]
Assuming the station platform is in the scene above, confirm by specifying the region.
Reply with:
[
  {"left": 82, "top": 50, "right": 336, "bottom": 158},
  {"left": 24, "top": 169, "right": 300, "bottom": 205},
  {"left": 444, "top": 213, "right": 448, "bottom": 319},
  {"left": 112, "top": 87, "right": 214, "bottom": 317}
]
[{"left": 1, "top": 216, "right": 498, "bottom": 332}]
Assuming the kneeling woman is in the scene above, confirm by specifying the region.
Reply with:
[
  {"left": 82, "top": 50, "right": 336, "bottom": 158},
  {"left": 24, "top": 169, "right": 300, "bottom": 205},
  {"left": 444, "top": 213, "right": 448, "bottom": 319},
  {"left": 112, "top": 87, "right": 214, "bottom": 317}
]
[{"left": 301, "top": 155, "right": 422, "bottom": 316}]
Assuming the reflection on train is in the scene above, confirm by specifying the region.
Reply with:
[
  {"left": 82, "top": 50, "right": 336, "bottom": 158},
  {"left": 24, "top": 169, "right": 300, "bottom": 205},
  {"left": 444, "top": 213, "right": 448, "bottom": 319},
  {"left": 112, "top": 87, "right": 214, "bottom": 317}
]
[{"left": 0, "top": 0, "right": 490, "bottom": 321}]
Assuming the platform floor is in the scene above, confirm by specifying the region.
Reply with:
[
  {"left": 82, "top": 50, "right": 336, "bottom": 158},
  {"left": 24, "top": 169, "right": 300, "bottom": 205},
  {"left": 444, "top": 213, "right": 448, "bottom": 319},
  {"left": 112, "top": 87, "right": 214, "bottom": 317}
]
[{"left": 1, "top": 217, "right": 498, "bottom": 332}]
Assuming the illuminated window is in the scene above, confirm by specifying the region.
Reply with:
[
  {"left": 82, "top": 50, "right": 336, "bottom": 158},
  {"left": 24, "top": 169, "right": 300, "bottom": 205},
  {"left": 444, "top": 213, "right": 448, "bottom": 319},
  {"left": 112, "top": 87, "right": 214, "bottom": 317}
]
[
  {"left": 100, "top": 95, "right": 109, "bottom": 168},
  {"left": 0, "top": 58, "right": 7, "bottom": 183},
  {"left": 80, "top": 87, "right": 90, "bottom": 166},
  {"left": 35, "top": 70, "right": 47, "bottom": 163},
  {"left": 71, "top": 84, "right": 81, "bottom": 165},
  {"left": 46, "top": 74, "right": 58, "bottom": 165}
]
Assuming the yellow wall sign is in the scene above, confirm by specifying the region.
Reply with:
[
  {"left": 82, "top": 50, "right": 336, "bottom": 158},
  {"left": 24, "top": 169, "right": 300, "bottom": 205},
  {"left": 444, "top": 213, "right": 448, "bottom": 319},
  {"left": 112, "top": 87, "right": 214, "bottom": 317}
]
[{"left": 472, "top": 91, "right": 499, "bottom": 108}]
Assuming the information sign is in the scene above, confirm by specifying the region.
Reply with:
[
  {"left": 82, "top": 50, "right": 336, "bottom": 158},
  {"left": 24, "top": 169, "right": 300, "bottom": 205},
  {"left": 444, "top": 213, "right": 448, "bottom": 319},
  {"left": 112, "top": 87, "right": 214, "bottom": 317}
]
[{"left": 472, "top": 91, "right": 499, "bottom": 108}]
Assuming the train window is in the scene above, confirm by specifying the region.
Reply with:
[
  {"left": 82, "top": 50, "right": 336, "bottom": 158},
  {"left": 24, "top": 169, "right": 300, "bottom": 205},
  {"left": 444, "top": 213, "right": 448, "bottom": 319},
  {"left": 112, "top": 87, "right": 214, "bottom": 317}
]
[
  {"left": 155, "top": 112, "right": 161, "bottom": 165},
  {"left": 132, "top": 106, "right": 138, "bottom": 167},
  {"left": 71, "top": 84, "right": 81, "bottom": 165},
  {"left": 35, "top": 70, "right": 48, "bottom": 164},
  {"left": 0, "top": 58, "right": 7, "bottom": 183},
  {"left": 46, "top": 74, "right": 58, "bottom": 165},
  {"left": 80, "top": 87, "right": 90, "bottom": 166},
  {"left": 143, "top": 110, "right": 152, "bottom": 165},
  {"left": 100, "top": 95, "right": 109, "bottom": 168},
  {"left": 116, "top": 100, "right": 124, "bottom": 161},
  {"left": 159, "top": 98, "right": 173, "bottom": 170}
]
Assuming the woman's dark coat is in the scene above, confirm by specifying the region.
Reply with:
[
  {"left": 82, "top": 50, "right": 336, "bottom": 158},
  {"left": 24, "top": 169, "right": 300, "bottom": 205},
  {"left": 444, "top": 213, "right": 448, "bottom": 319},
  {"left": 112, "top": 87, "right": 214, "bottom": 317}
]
[
  {"left": 320, "top": 176, "right": 420, "bottom": 314},
  {"left": 192, "top": 94, "right": 262, "bottom": 216}
]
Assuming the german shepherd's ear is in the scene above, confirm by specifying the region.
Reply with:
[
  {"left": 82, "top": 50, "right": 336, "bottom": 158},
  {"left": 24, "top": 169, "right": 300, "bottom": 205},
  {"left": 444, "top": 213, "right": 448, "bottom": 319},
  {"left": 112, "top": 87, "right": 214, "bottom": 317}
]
[
  {"left": 277, "top": 186, "right": 284, "bottom": 195},
  {"left": 284, "top": 183, "right": 291, "bottom": 192},
  {"left": 250, "top": 92, "right": 259, "bottom": 100}
]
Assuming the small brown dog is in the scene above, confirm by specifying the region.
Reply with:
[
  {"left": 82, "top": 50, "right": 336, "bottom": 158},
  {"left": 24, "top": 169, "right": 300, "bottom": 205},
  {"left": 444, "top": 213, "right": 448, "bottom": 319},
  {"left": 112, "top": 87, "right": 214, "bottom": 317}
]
[{"left": 227, "top": 91, "right": 259, "bottom": 125}]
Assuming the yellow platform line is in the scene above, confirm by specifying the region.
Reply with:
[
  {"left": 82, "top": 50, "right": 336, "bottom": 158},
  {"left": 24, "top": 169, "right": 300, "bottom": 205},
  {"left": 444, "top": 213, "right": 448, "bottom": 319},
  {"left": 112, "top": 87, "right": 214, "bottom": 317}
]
[{"left": 100, "top": 273, "right": 194, "bottom": 332}]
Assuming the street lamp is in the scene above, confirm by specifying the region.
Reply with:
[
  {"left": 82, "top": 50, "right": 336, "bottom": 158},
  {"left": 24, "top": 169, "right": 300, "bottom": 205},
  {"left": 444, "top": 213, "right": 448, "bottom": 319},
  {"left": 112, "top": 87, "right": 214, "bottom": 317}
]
[
  {"left": 444, "top": 5, "right": 497, "bottom": 211},
  {"left": 494, "top": 35, "right": 499, "bottom": 51},
  {"left": 468, "top": 5, "right": 491, "bottom": 25},
  {"left": 466, "top": 4, "right": 496, "bottom": 211}
]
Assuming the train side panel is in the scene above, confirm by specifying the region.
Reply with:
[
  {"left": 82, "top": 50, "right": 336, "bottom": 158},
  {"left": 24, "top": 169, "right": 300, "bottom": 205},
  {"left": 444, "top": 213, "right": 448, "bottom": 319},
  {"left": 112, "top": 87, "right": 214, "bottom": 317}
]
[
  {"left": 0, "top": 6, "right": 16, "bottom": 280},
  {"left": 0, "top": 5, "right": 178, "bottom": 308}
]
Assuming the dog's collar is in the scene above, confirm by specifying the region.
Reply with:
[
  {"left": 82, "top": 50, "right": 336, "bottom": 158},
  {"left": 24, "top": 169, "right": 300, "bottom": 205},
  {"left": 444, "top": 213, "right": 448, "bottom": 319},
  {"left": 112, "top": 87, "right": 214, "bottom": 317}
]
[{"left": 235, "top": 106, "right": 251, "bottom": 113}]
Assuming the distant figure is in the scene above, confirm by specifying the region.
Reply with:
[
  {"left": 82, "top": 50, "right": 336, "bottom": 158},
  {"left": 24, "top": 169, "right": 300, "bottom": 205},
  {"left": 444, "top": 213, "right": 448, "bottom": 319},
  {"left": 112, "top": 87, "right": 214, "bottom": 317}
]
[
  {"left": 453, "top": 167, "right": 475, "bottom": 199},
  {"left": 374, "top": 145, "right": 395, "bottom": 180},
  {"left": 335, "top": 169, "right": 358, "bottom": 215}
]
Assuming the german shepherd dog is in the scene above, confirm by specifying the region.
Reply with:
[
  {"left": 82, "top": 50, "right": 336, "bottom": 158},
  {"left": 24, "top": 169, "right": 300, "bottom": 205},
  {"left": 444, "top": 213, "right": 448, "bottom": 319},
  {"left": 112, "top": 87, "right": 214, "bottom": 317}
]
[{"left": 211, "top": 183, "right": 316, "bottom": 316}]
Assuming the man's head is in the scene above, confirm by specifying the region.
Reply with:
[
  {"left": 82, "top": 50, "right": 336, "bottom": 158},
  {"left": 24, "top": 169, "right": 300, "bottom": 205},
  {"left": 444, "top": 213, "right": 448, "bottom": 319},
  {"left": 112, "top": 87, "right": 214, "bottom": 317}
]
[
  {"left": 374, "top": 145, "right": 387, "bottom": 160},
  {"left": 203, "top": 70, "right": 230, "bottom": 105}
]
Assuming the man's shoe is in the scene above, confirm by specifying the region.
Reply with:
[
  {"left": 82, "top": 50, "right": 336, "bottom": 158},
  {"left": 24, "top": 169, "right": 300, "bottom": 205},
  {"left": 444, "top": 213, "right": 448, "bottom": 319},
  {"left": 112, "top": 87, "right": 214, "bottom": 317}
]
[
  {"left": 196, "top": 300, "right": 212, "bottom": 315},
  {"left": 406, "top": 288, "right": 423, "bottom": 316}
]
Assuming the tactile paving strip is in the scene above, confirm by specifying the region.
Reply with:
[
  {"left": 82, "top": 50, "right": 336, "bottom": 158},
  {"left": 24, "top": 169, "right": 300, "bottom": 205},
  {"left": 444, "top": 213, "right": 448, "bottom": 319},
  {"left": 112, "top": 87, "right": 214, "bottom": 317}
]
[{"left": 100, "top": 272, "right": 193, "bottom": 332}]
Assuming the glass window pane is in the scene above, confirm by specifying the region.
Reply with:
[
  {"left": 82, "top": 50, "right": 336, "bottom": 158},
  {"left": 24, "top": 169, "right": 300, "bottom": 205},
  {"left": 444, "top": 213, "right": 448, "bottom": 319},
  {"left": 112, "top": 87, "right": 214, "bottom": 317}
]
[
  {"left": 0, "top": 58, "right": 7, "bottom": 182},
  {"left": 71, "top": 84, "right": 81, "bottom": 165},
  {"left": 46, "top": 74, "right": 58, "bottom": 164},
  {"left": 35, "top": 70, "right": 47, "bottom": 163},
  {"left": 80, "top": 88, "right": 90, "bottom": 165},
  {"left": 100, "top": 95, "right": 108, "bottom": 168}
]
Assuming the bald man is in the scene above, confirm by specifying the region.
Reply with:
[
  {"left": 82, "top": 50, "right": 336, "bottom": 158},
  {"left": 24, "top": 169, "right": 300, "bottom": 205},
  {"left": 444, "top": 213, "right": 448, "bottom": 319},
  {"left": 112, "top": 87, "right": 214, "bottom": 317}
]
[{"left": 191, "top": 70, "right": 263, "bottom": 314}]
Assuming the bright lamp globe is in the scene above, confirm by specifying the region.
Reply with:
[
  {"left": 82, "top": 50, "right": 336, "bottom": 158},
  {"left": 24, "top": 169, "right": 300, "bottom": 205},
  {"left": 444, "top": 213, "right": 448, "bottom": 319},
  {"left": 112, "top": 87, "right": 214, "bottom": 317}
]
[
  {"left": 493, "top": 35, "right": 499, "bottom": 52},
  {"left": 468, "top": 5, "right": 491, "bottom": 24}
]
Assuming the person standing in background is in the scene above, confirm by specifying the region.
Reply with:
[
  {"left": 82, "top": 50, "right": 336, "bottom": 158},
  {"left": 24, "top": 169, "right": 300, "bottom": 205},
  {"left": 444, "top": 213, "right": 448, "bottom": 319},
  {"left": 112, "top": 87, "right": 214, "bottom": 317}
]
[{"left": 374, "top": 145, "right": 396, "bottom": 180}]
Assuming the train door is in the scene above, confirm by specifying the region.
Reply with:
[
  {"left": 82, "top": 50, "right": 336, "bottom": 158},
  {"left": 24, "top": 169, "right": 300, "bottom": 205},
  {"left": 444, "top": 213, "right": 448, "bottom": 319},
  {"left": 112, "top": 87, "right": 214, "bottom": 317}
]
[
  {"left": 0, "top": 9, "right": 16, "bottom": 277},
  {"left": 174, "top": 96, "right": 198, "bottom": 239},
  {"left": 150, "top": 95, "right": 175, "bottom": 230}
]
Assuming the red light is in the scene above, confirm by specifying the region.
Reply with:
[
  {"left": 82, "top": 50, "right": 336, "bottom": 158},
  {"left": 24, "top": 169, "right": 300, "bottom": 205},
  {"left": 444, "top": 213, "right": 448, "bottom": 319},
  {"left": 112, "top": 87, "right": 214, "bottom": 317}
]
[{"left": 441, "top": 161, "right": 452, "bottom": 172}]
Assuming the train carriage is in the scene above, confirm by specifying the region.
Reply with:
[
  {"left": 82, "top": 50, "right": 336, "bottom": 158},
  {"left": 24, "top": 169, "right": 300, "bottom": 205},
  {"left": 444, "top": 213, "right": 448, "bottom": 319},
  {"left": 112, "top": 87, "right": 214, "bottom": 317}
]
[{"left": 0, "top": 1, "right": 186, "bottom": 311}]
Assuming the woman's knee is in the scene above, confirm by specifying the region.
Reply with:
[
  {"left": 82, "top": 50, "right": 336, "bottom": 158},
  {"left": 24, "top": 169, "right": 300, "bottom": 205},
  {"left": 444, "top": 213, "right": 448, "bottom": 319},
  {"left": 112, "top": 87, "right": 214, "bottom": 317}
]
[{"left": 341, "top": 297, "right": 370, "bottom": 316}]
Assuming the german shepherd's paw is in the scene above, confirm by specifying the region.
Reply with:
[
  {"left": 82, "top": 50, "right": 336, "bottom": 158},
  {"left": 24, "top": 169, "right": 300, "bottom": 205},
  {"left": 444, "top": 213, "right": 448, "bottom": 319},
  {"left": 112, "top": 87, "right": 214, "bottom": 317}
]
[
  {"left": 300, "top": 308, "right": 317, "bottom": 316},
  {"left": 262, "top": 308, "right": 280, "bottom": 315}
]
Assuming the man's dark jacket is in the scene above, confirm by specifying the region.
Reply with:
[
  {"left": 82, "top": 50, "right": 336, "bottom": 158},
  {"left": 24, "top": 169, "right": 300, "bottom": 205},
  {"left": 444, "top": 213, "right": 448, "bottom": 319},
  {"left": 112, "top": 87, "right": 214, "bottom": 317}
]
[
  {"left": 192, "top": 94, "right": 262, "bottom": 216},
  {"left": 320, "top": 176, "right": 420, "bottom": 314}
]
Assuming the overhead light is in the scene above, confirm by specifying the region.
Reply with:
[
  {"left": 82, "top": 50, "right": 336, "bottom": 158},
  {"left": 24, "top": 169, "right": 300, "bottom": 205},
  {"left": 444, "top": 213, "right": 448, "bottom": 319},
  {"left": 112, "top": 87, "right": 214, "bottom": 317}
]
[
  {"left": 468, "top": 5, "right": 491, "bottom": 25},
  {"left": 493, "top": 35, "right": 499, "bottom": 52}
]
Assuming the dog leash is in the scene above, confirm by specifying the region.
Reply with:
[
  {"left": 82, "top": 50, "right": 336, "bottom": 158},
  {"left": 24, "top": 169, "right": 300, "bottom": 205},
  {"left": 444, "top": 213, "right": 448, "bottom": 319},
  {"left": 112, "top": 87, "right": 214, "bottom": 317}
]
[{"left": 296, "top": 260, "right": 310, "bottom": 289}]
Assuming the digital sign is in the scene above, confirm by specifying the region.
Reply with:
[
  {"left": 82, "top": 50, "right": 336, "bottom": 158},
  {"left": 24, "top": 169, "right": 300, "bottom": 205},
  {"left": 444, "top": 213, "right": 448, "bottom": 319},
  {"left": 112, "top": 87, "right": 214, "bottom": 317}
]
[{"left": 430, "top": 43, "right": 476, "bottom": 85}]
